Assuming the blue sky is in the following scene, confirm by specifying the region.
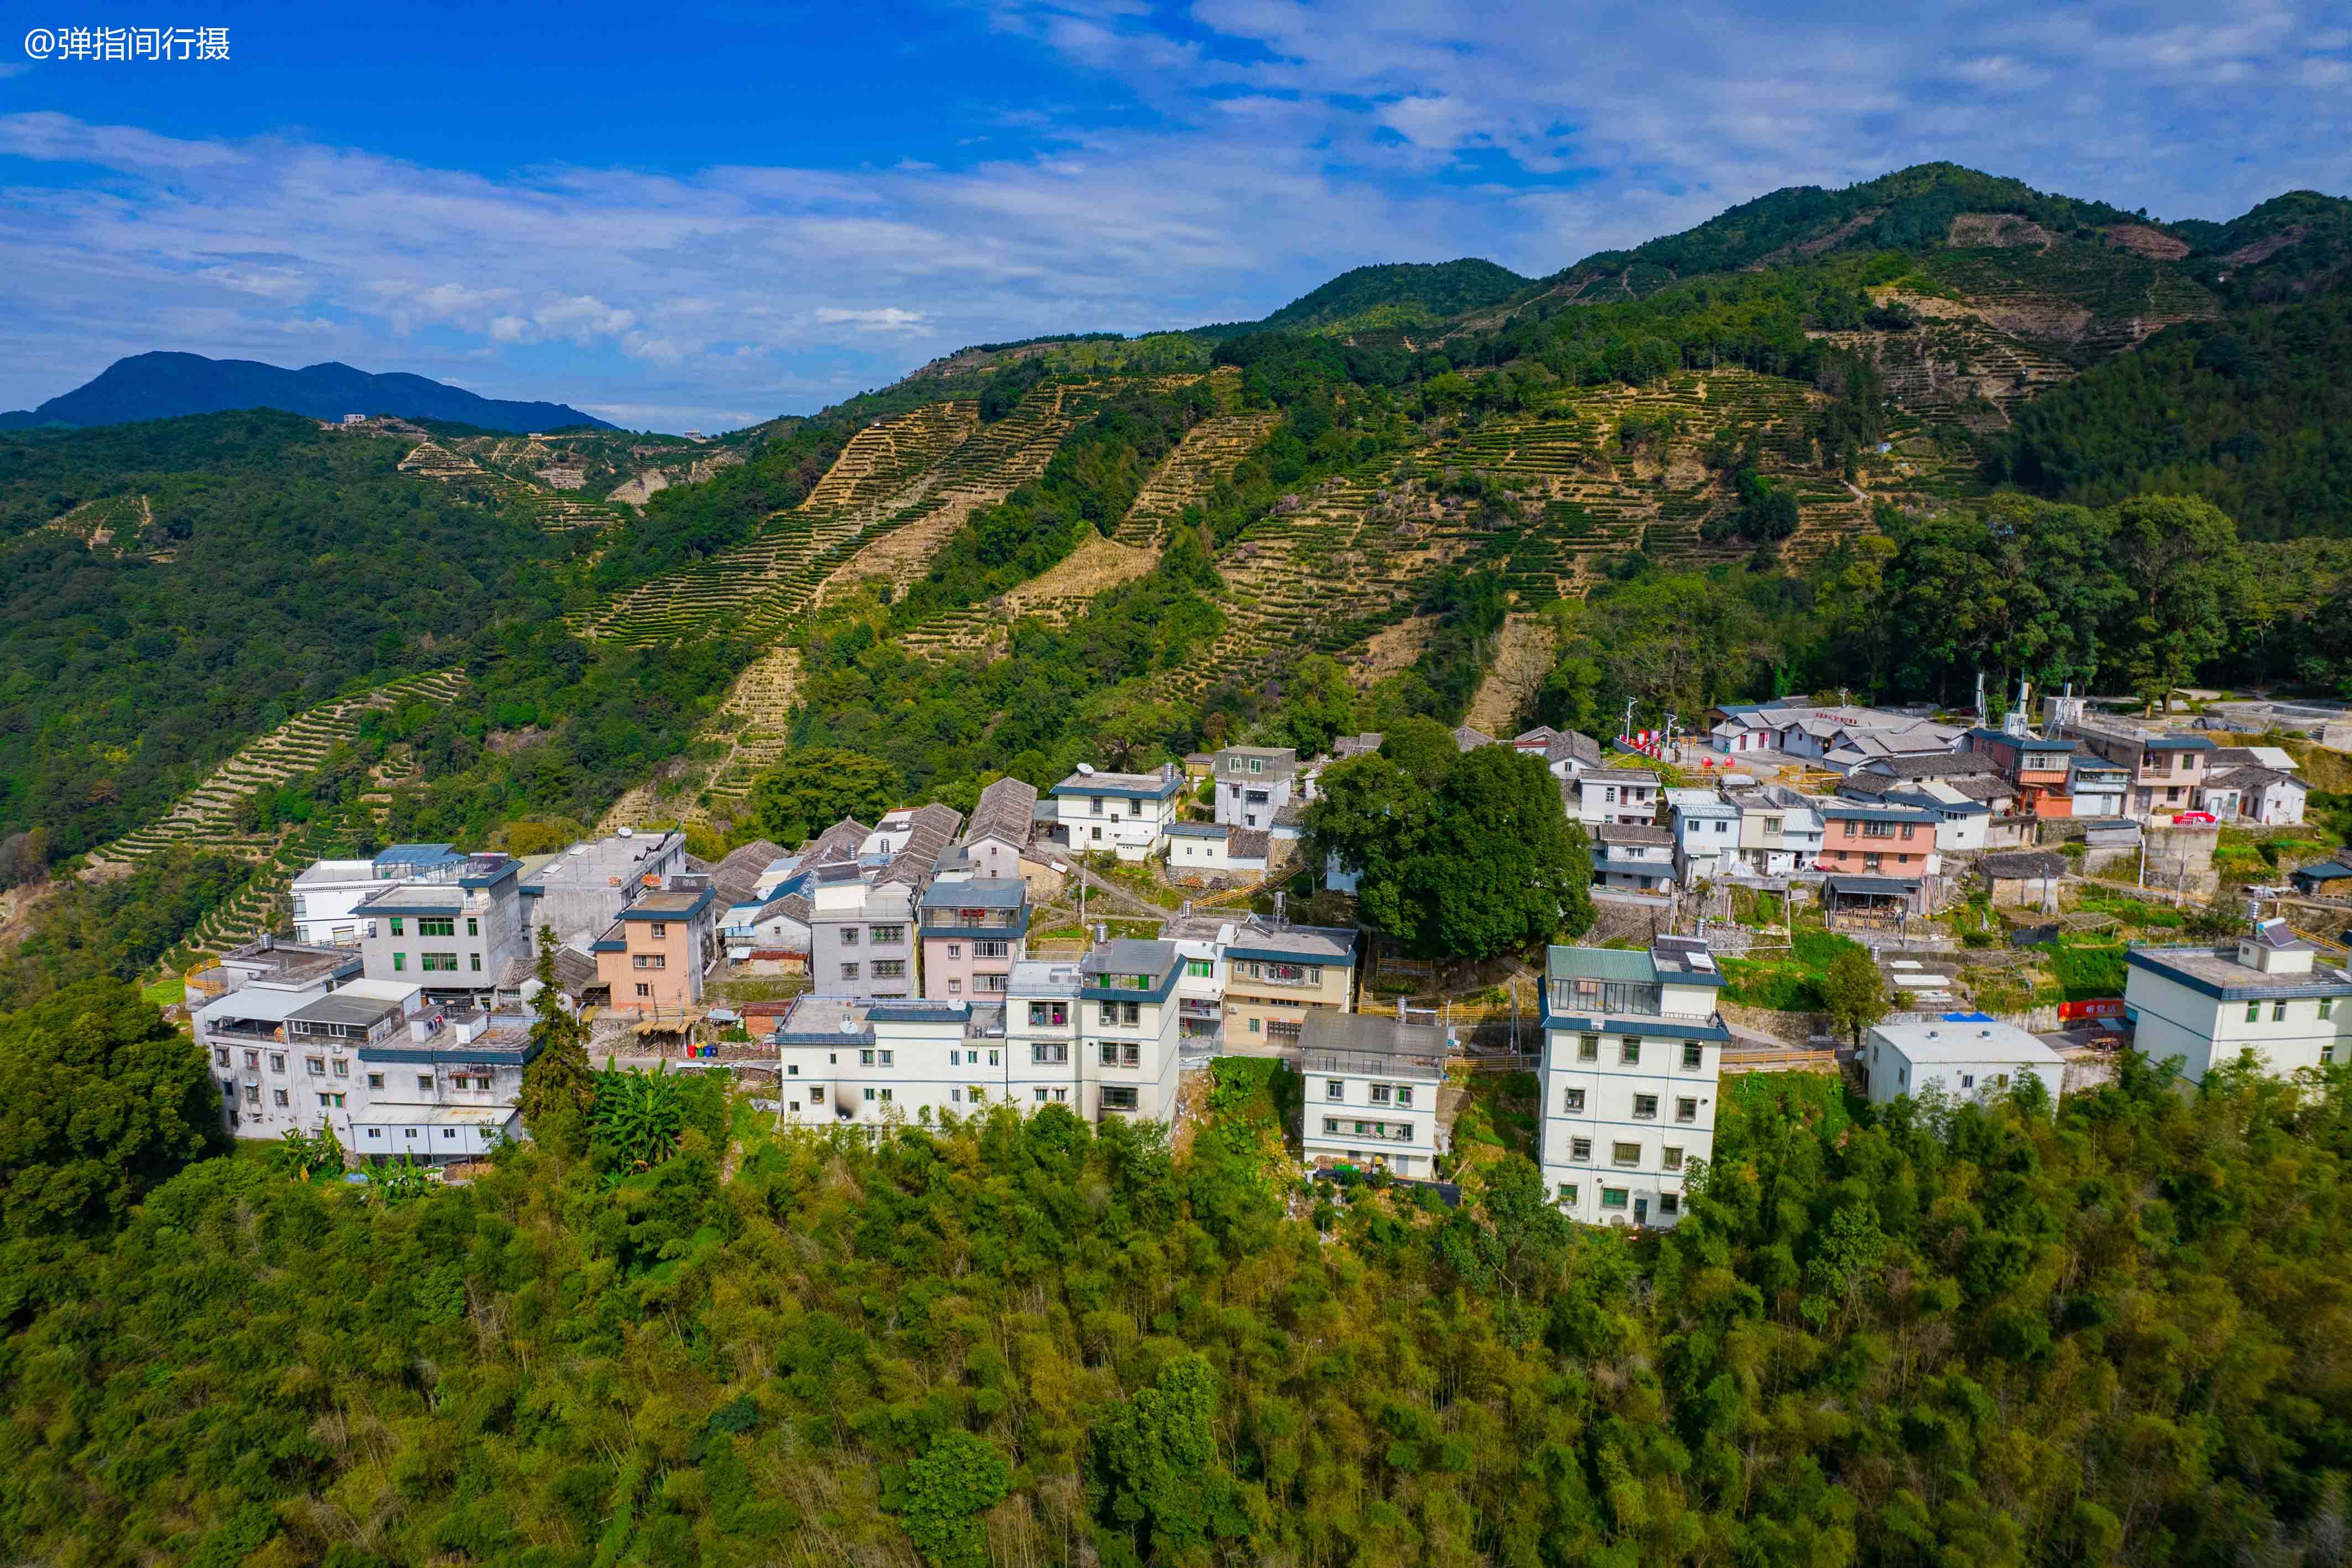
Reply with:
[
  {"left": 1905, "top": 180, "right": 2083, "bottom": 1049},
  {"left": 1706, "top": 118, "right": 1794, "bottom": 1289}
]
[{"left": 3, "top": 1, "right": 2349, "bottom": 430}]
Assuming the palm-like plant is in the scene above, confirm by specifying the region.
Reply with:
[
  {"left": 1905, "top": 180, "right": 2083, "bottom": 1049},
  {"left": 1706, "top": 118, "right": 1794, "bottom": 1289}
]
[{"left": 591, "top": 1061, "right": 688, "bottom": 1172}]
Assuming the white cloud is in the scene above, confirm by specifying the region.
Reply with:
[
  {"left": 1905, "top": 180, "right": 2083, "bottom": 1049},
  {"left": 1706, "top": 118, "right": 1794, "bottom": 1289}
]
[{"left": 814, "top": 307, "right": 933, "bottom": 333}]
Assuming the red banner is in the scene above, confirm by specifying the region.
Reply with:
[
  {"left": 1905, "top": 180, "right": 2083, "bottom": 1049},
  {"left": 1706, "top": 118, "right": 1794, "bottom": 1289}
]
[{"left": 2058, "top": 998, "right": 2125, "bottom": 1022}]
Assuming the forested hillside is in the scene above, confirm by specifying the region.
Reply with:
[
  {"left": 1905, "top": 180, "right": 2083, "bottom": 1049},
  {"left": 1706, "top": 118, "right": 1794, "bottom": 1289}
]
[{"left": 5, "top": 986, "right": 2351, "bottom": 1568}]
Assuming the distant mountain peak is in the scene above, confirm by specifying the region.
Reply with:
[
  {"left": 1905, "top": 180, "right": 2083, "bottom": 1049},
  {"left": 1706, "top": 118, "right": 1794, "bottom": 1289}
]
[{"left": 0, "top": 351, "right": 615, "bottom": 433}]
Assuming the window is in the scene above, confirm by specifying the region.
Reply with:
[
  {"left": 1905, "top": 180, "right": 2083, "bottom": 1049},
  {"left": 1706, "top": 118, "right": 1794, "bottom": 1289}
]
[
  {"left": 1396, "top": 1086, "right": 1414, "bottom": 1108},
  {"left": 1034, "top": 1088, "right": 1050, "bottom": 1103},
  {"left": 949, "top": 1050, "right": 962, "bottom": 1066},
  {"left": 1090, "top": 795, "right": 1104, "bottom": 816},
  {"left": 632, "top": 954, "right": 667, "bottom": 970},
  {"left": 1620, "top": 1038, "right": 1642, "bottom": 1066},
  {"left": 1960, "top": 1072, "right": 1976, "bottom": 1089},
  {"left": 878, "top": 1050, "right": 894, "bottom": 1066},
  {"left": 1186, "top": 958, "right": 1214, "bottom": 978},
  {"left": 809, "top": 1087, "right": 824, "bottom": 1104},
  {"left": 2274, "top": 1000, "right": 2289, "bottom": 1023},
  {"left": 1662, "top": 1145, "right": 1683, "bottom": 1171},
  {"left": 415, "top": 1075, "right": 433, "bottom": 1091},
  {"left": 306, "top": 1056, "right": 325, "bottom": 1076},
  {"left": 418, "top": 918, "right": 455, "bottom": 936},
  {"left": 1578, "top": 1034, "right": 1599, "bottom": 1062},
  {"left": 317, "top": 1092, "right": 333, "bottom": 1108},
  {"left": 1682, "top": 1041, "right": 1703, "bottom": 1070},
  {"left": 2324, "top": 1045, "right": 2337, "bottom": 1065},
  {"left": 650, "top": 923, "right": 668, "bottom": 940},
  {"left": 390, "top": 918, "right": 405, "bottom": 937},
  {"left": 1612, "top": 1142, "right": 1641, "bottom": 1167},
  {"left": 333, "top": 1058, "right": 348, "bottom": 1077},
  {"left": 214, "top": 1048, "right": 228, "bottom": 1067},
  {"left": 1327, "top": 1079, "right": 1344, "bottom": 1101},
  {"left": 1029, "top": 1002, "right": 1068, "bottom": 1027},
  {"left": 1324, "top": 1117, "right": 1341, "bottom": 1134},
  {"left": 863, "top": 1088, "right": 876, "bottom": 1102},
  {"left": 467, "top": 916, "right": 478, "bottom": 936},
  {"left": 2319, "top": 998, "right": 2333, "bottom": 1020},
  {"left": 470, "top": 954, "right": 482, "bottom": 972},
  {"left": 860, "top": 1049, "right": 876, "bottom": 1065},
  {"left": 273, "top": 1088, "right": 289, "bottom": 1107},
  {"left": 244, "top": 1085, "right": 260, "bottom": 1106},
  {"left": 946, "top": 943, "right": 962, "bottom": 960},
  {"left": 393, "top": 952, "right": 407, "bottom": 972},
  {"left": 840, "top": 928, "right": 860, "bottom": 947},
  {"left": 1570, "top": 1137, "right": 1592, "bottom": 1161},
  {"left": 269, "top": 1053, "right": 286, "bottom": 1073},
  {"left": 422, "top": 952, "right": 459, "bottom": 972},
  {"left": 988, "top": 1050, "right": 1000, "bottom": 1066},
  {"left": 1557, "top": 1184, "right": 1578, "bottom": 1205},
  {"left": 1659, "top": 1193, "right": 1680, "bottom": 1217},
  {"left": 1676, "top": 1097, "right": 1697, "bottom": 1124},
  {"left": 1564, "top": 1087, "right": 1586, "bottom": 1113},
  {"left": 841, "top": 962, "right": 861, "bottom": 981},
  {"left": 1101, "top": 1086, "right": 1139, "bottom": 1111},
  {"left": 2247, "top": 1001, "right": 2262, "bottom": 1023},
  {"left": 367, "top": 1073, "right": 384, "bottom": 1089},
  {"left": 871, "top": 925, "right": 906, "bottom": 945},
  {"left": 1601, "top": 1188, "right": 1629, "bottom": 1210},
  {"left": 1632, "top": 1094, "right": 1658, "bottom": 1120},
  {"left": 873, "top": 961, "right": 907, "bottom": 980},
  {"left": 1031, "top": 1043, "right": 1069, "bottom": 1065}
]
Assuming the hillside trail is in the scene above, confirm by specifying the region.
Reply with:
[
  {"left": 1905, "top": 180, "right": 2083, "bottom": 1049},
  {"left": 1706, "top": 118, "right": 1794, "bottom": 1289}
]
[{"left": 1466, "top": 615, "right": 1558, "bottom": 736}]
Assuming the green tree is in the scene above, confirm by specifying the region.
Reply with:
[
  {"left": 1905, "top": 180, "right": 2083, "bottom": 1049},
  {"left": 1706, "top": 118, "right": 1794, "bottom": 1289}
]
[
  {"left": 1269, "top": 653, "right": 1357, "bottom": 754},
  {"left": 0, "top": 978, "right": 222, "bottom": 1244},
  {"left": 1821, "top": 943, "right": 1888, "bottom": 1045},
  {"left": 590, "top": 1061, "right": 690, "bottom": 1173},
  {"left": 517, "top": 927, "right": 594, "bottom": 1150},
  {"left": 1091, "top": 1355, "right": 1242, "bottom": 1562},
  {"left": 899, "top": 1430, "right": 1010, "bottom": 1568},
  {"left": 747, "top": 747, "right": 902, "bottom": 845},
  {"left": 2102, "top": 495, "right": 2247, "bottom": 709}
]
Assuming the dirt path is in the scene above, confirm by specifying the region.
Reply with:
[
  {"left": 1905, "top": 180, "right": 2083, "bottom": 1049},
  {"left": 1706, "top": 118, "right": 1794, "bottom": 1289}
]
[{"left": 1465, "top": 614, "right": 1556, "bottom": 735}]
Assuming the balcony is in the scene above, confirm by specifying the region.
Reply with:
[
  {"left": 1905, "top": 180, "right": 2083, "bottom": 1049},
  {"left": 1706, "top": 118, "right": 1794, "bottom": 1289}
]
[{"left": 1178, "top": 998, "right": 1222, "bottom": 1020}]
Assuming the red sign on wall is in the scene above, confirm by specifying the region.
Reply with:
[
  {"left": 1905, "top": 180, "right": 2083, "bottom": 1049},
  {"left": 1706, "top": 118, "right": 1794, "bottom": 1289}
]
[{"left": 2058, "top": 998, "right": 2126, "bottom": 1022}]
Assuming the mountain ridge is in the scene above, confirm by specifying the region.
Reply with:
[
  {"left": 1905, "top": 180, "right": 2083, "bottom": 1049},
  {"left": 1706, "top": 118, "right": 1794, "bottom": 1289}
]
[{"left": 0, "top": 351, "right": 616, "bottom": 433}]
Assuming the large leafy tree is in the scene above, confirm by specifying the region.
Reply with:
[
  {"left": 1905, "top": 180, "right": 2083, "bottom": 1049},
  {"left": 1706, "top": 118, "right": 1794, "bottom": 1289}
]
[
  {"left": 747, "top": 746, "right": 902, "bottom": 845},
  {"left": 516, "top": 927, "right": 594, "bottom": 1149},
  {"left": 2103, "top": 494, "right": 2248, "bottom": 709},
  {"left": 0, "top": 978, "right": 222, "bottom": 1244},
  {"left": 1312, "top": 736, "right": 1591, "bottom": 959}
]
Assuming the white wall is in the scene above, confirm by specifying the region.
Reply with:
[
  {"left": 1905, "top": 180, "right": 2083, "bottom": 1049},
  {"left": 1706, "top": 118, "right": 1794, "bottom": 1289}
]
[
  {"left": 1539, "top": 1024, "right": 1720, "bottom": 1228},
  {"left": 2124, "top": 966, "right": 2348, "bottom": 1082}
]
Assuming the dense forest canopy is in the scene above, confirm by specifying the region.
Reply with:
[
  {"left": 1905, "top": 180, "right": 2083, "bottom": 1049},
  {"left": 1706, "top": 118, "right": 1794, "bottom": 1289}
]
[{"left": 4, "top": 979, "right": 2352, "bottom": 1567}]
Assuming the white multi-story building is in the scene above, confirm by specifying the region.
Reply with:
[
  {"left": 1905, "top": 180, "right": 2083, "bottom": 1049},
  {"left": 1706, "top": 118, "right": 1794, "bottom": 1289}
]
[
  {"left": 1667, "top": 788, "right": 1737, "bottom": 885},
  {"left": 289, "top": 859, "right": 383, "bottom": 946},
  {"left": 1864, "top": 1019, "right": 2065, "bottom": 1109},
  {"left": 2124, "top": 920, "right": 2352, "bottom": 1082},
  {"left": 195, "top": 937, "right": 365, "bottom": 1138},
  {"left": 1591, "top": 822, "right": 1676, "bottom": 893},
  {"left": 1722, "top": 786, "right": 1824, "bottom": 874},
  {"left": 1007, "top": 959, "right": 1085, "bottom": 1112},
  {"left": 1299, "top": 1012, "right": 1448, "bottom": 1179},
  {"left": 1570, "top": 767, "right": 1661, "bottom": 826},
  {"left": 1539, "top": 937, "right": 1727, "bottom": 1228},
  {"left": 1050, "top": 765, "right": 1184, "bottom": 861},
  {"left": 1077, "top": 939, "right": 1183, "bottom": 1121},
  {"left": 1211, "top": 746, "right": 1298, "bottom": 829},
  {"left": 769, "top": 998, "right": 1011, "bottom": 1127}
]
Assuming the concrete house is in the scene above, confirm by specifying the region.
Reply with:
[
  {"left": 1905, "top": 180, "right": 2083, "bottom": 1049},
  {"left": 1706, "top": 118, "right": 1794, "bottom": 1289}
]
[
  {"left": 767, "top": 997, "right": 1011, "bottom": 1129},
  {"left": 1079, "top": 939, "right": 1184, "bottom": 1122},
  {"left": 289, "top": 858, "right": 384, "bottom": 946},
  {"left": 2058, "top": 716, "right": 2215, "bottom": 817},
  {"left": 1007, "top": 960, "right": 1084, "bottom": 1113},
  {"left": 517, "top": 829, "right": 688, "bottom": 948},
  {"left": 1213, "top": 746, "right": 1298, "bottom": 829},
  {"left": 2067, "top": 756, "right": 2130, "bottom": 819},
  {"left": 1167, "top": 821, "right": 1271, "bottom": 876},
  {"left": 1838, "top": 772, "right": 1991, "bottom": 851},
  {"left": 1979, "top": 850, "right": 2066, "bottom": 911},
  {"left": 1593, "top": 822, "right": 1676, "bottom": 893},
  {"left": 354, "top": 851, "right": 528, "bottom": 1008},
  {"left": 1722, "top": 786, "right": 1824, "bottom": 875},
  {"left": 592, "top": 876, "right": 719, "bottom": 1015},
  {"left": 1864, "top": 1019, "right": 2065, "bottom": 1109},
  {"left": 1667, "top": 789, "right": 1738, "bottom": 885},
  {"left": 1050, "top": 765, "right": 1184, "bottom": 861},
  {"left": 1514, "top": 726, "right": 1606, "bottom": 780},
  {"left": 195, "top": 937, "right": 365, "bottom": 1139},
  {"left": 1959, "top": 725, "right": 2078, "bottom": 815},
  {"left": 2124, "top": 920, "right": 2352, "bottom": 1082},
  {"left": 1817, "top": 801, "right": 1943, "bottom": 881},
  {"left": 1540, "top": 938, "right": 1727, "bottom": 1228},
  {"left": 918, "top": 875, "right": 1028, "bottom": 1001},
  {"left": 1572, "top": 767, "right": 1661, "bottom": 826},
  {"left": 347, "top": 1003, "right": 539, "bottom": 1165},
  {"left": 1220, "top": 921, "right": 1357, "bottom": 1051},
  {"left": 809, "top": 864, "right": 920, "bottom": 1001},
  {"left": 961, "top": 776, "right": 1041, "bottom": 883},
  {"left": 1300, "top": 1013, "right": 1449, "bottom": 1179},
  {"left": 2200, "top": 765, "right": 2307, "bottom": 826}
]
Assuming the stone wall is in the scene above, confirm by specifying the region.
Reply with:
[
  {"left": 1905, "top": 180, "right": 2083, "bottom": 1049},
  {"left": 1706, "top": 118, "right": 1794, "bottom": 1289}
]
[{"left": 1719, "top": 1000, "right": 1834, "bottom": 1045}]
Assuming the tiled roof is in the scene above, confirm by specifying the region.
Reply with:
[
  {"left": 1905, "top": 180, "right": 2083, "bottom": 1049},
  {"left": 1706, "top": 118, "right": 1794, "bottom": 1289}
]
[
  {"left": 1980, "top": 851, "right": 2065, "bottom": 880},
  {"left": 966, "top": 776, "right": 1038, "bottom": 846},
  {"left": 711, "top": 838, "right": 785, "bottom": 909}
]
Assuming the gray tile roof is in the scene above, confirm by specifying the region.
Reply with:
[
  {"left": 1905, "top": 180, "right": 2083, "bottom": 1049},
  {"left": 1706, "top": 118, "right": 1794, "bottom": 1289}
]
[
  {"left": 966, "top": 776, "right": 1038, "bottom": 846},
  {"left": 711, "top": 838, "right": 786, "bottom": 909}
]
